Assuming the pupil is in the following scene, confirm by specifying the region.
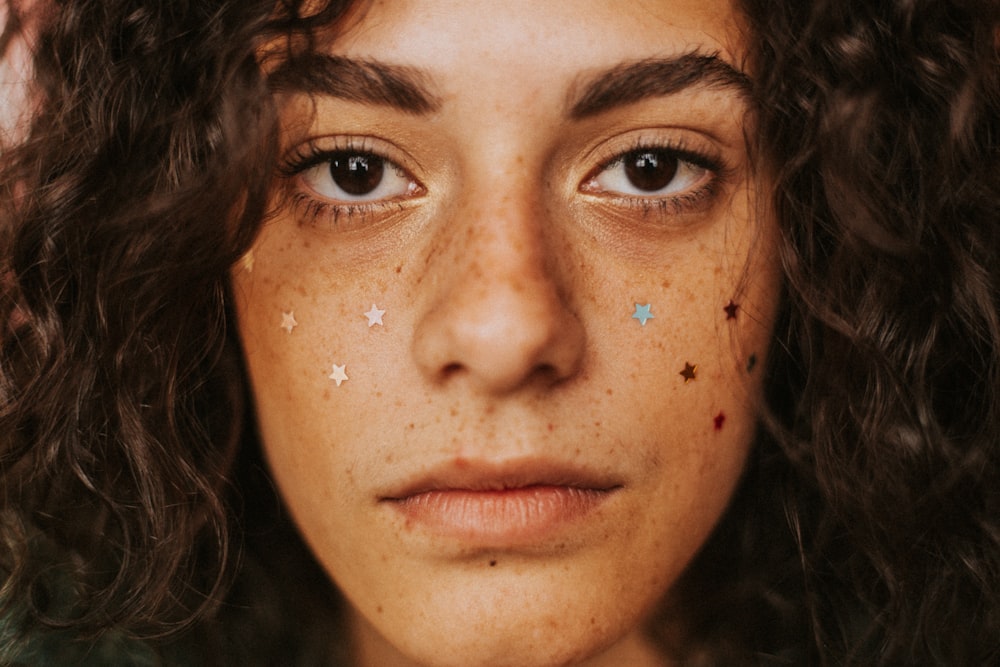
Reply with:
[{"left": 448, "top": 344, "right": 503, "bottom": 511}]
[
  {"left": 624, "top": 151, "right": 678, "bottom": 192},
  {"left": 329, "top": 153, "right": 385, "bottom": 196}
]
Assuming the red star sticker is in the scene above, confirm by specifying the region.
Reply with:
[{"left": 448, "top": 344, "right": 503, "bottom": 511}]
[{"left": 713, "top": 412, "right": 726, "bottom": 431}]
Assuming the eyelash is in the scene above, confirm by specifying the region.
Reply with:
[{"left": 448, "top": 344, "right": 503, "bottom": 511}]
[{"left": 278, "top": 137, "right": 727, "bottom": 227}]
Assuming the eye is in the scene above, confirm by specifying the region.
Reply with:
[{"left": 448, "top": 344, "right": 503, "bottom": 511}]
[
  {"left": 300, "top": 150, "right": 419, "bottom": 203},
  {"left": 582, "top": 148, "right": 712, "bottom": 198}
]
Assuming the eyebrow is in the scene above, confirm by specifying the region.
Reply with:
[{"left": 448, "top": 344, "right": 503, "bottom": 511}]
[
  {"left": 268, "top": 53, "right": 442, "bottom": 115},
  {"left": 266, "top": 51, "right": 749, "bottom": 119},
  {"left": 567, "top": 53, "right": 752, "bottom": 119}
]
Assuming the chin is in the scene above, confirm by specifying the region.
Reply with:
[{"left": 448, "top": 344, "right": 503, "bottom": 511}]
[{"left": 346, "top": 558, "right": 668, "bottom": 667}]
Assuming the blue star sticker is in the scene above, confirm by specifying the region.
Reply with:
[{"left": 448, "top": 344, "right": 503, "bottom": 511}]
[{"left": 632, "top": 303, "right": 654, "bottom": 326}]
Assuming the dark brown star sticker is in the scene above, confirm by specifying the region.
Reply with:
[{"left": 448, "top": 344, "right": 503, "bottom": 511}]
[
  {"left": 724, "top": 300, "right": 739, "bottom": 320},
  {"left": 679, "top": 362, "right": 697, "bottom": 383}
]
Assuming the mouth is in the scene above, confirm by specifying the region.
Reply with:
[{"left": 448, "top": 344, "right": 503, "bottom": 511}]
[{"left": 379, "top": 459, "right": 624, "bottom": 546}]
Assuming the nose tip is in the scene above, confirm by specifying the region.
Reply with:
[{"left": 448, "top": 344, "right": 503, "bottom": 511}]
[{"left": 414, "top": 282, "right": 585, "bottom": 394}]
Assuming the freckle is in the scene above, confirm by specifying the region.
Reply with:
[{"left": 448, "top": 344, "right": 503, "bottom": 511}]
[
  {"left": 450, "top": 407, "right": 458, "bottom": 417},
  {"left": 747, "top": 354, "right": 758, "bottom": 373},
  {"left": 408, "top": 423, "right": 416, "bottom": 430},
  {"left": 661, "top": 279, "right": 671, "bottom": 289},
  {"left": 322, "top": 390, "right": 330, "bottom": 400},
  {"left": 547, "top": 423, "right": 555, "bottom": 432},
  {"left": 377, "top": 606, "right": 384, "bottom": 614},
  {"left": 395, "top": 265, "right": 402, "bottom": 274},
  {"left": 376, "top": 391, "right": 383, "bottom": 398},
  {"left": 606, "top": 388, "right": 613, "bottom": 396},
  {"left": 489, "top": 560, "right": 497, "bottom": 567}
]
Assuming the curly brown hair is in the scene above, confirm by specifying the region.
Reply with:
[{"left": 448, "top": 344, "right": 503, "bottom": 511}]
[{"left": 1, "top": 0, "right": 998, "bottom": 664}]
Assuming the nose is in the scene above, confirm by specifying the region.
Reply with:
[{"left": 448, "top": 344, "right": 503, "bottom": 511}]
[{"left": 412, "top": 190, "right": 586, "bottom": 395}]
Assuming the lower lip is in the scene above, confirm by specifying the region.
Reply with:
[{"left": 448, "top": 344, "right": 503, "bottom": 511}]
[{"left": 388, "top": 485, "right": 613, "bottom": 545}]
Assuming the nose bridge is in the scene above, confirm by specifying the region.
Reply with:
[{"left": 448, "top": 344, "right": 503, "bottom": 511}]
[
  {"left": 412, "top": 162, "right": 585, "bottom": 394},
  {"left": 459, "top": 177, "right": 549, "bottom": 289}
]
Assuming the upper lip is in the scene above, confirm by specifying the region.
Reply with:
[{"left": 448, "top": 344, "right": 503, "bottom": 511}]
[{"left": 379, "top": 457, "right": 625, "bottom": 501}]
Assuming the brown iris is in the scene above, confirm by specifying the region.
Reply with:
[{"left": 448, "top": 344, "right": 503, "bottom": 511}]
[
  {"left": 328, "top": 152, "right": 386, "bottom": 196},
  {"left": 622, "top": 150, "right": 678, "bottom": 192}
]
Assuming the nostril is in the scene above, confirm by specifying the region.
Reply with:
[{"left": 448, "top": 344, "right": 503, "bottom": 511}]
[
  {"left": 441, "top": 362, "right": 463, "bottom": 380},
  {"left": 535, "top": 363, "right": 558, "bottom": 380}
]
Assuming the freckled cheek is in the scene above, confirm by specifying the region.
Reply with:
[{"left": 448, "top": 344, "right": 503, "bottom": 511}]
[
  {"left": 232, "top": 249, "right": 415, "bottom": 470},
  {"left": 589, "top": 276, "right": 769, "bottom": 479}
]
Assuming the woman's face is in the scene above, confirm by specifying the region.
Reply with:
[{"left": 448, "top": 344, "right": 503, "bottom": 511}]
[{"left": 233, "top": 0, "right": 778, "bottom": 664}]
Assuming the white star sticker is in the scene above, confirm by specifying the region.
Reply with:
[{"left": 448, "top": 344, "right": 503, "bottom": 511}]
[
  {"left": 363, "top": 304, "right": 386, "bottom": 327},
  {"left": 328, "top": 364, "right": 348, "bottom": 386},
  {"left": 280, "top": 311, "right": 298, "bottom": 334}
]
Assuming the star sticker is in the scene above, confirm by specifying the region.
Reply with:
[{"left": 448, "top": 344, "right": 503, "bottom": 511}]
[
  {"left": 724, "top": 300, "right": 739, "bottom": 320},
  {"left": 328, "top": 364, "right": 348, "bottom": 386},
  {"left": 632, "top": 303, "right": 654, "bottom": 326},
  {"left": 364, "top": 304, "right": 386, "bottom": 327},
  {"left": 280, "top": 311, "right": 298, "bottom": 334},
  {"left": 679, "top": 362, "right": 697, "bottom": 383},
  {"left": 713, "top": 412, "right": 726, "bottom": 431},
  {"left": 240, "top": 250, "right": 255, "bottom": 273}
]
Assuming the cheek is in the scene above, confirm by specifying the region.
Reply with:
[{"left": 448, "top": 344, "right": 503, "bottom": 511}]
[
  {"left": 598, "top": 219, "right": 778, "bottom": 539},
  {"left": 230, "top": 233, "right": 374, "bottom": 490}
]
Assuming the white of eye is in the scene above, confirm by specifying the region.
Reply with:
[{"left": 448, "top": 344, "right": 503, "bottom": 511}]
[{"left": 301, "top": 152, "right": 417, "bottom": 202}]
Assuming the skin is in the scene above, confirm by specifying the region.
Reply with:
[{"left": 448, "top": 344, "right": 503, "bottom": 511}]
[
  {"left": 233, "top": 0, "right": 780, "bottom": 665},
  {"left": 0, "top": 0, "right": 41, "bottom": 150}
]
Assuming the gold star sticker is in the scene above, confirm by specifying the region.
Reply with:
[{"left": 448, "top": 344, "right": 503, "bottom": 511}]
[
  {"left": 240, "top": 250, "right": 255, "bottom": 273},
  {"left": 328, "top": 364, "right": 348, "bottom": 387},
  {"left": 679, "top": 362, "right": 697, "bottom": 383},
  {"left": 280, "top": 311, "right": 298, "bottom": 334}
]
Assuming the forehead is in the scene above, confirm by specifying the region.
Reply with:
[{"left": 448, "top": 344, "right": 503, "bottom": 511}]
[{"left": 331, "top": 0, "right": 747, "bottom": 72}]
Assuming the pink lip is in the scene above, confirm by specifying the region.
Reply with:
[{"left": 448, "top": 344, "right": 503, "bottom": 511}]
[{"left": 380, "top": 459, "right": 623, "bottom": 545}]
